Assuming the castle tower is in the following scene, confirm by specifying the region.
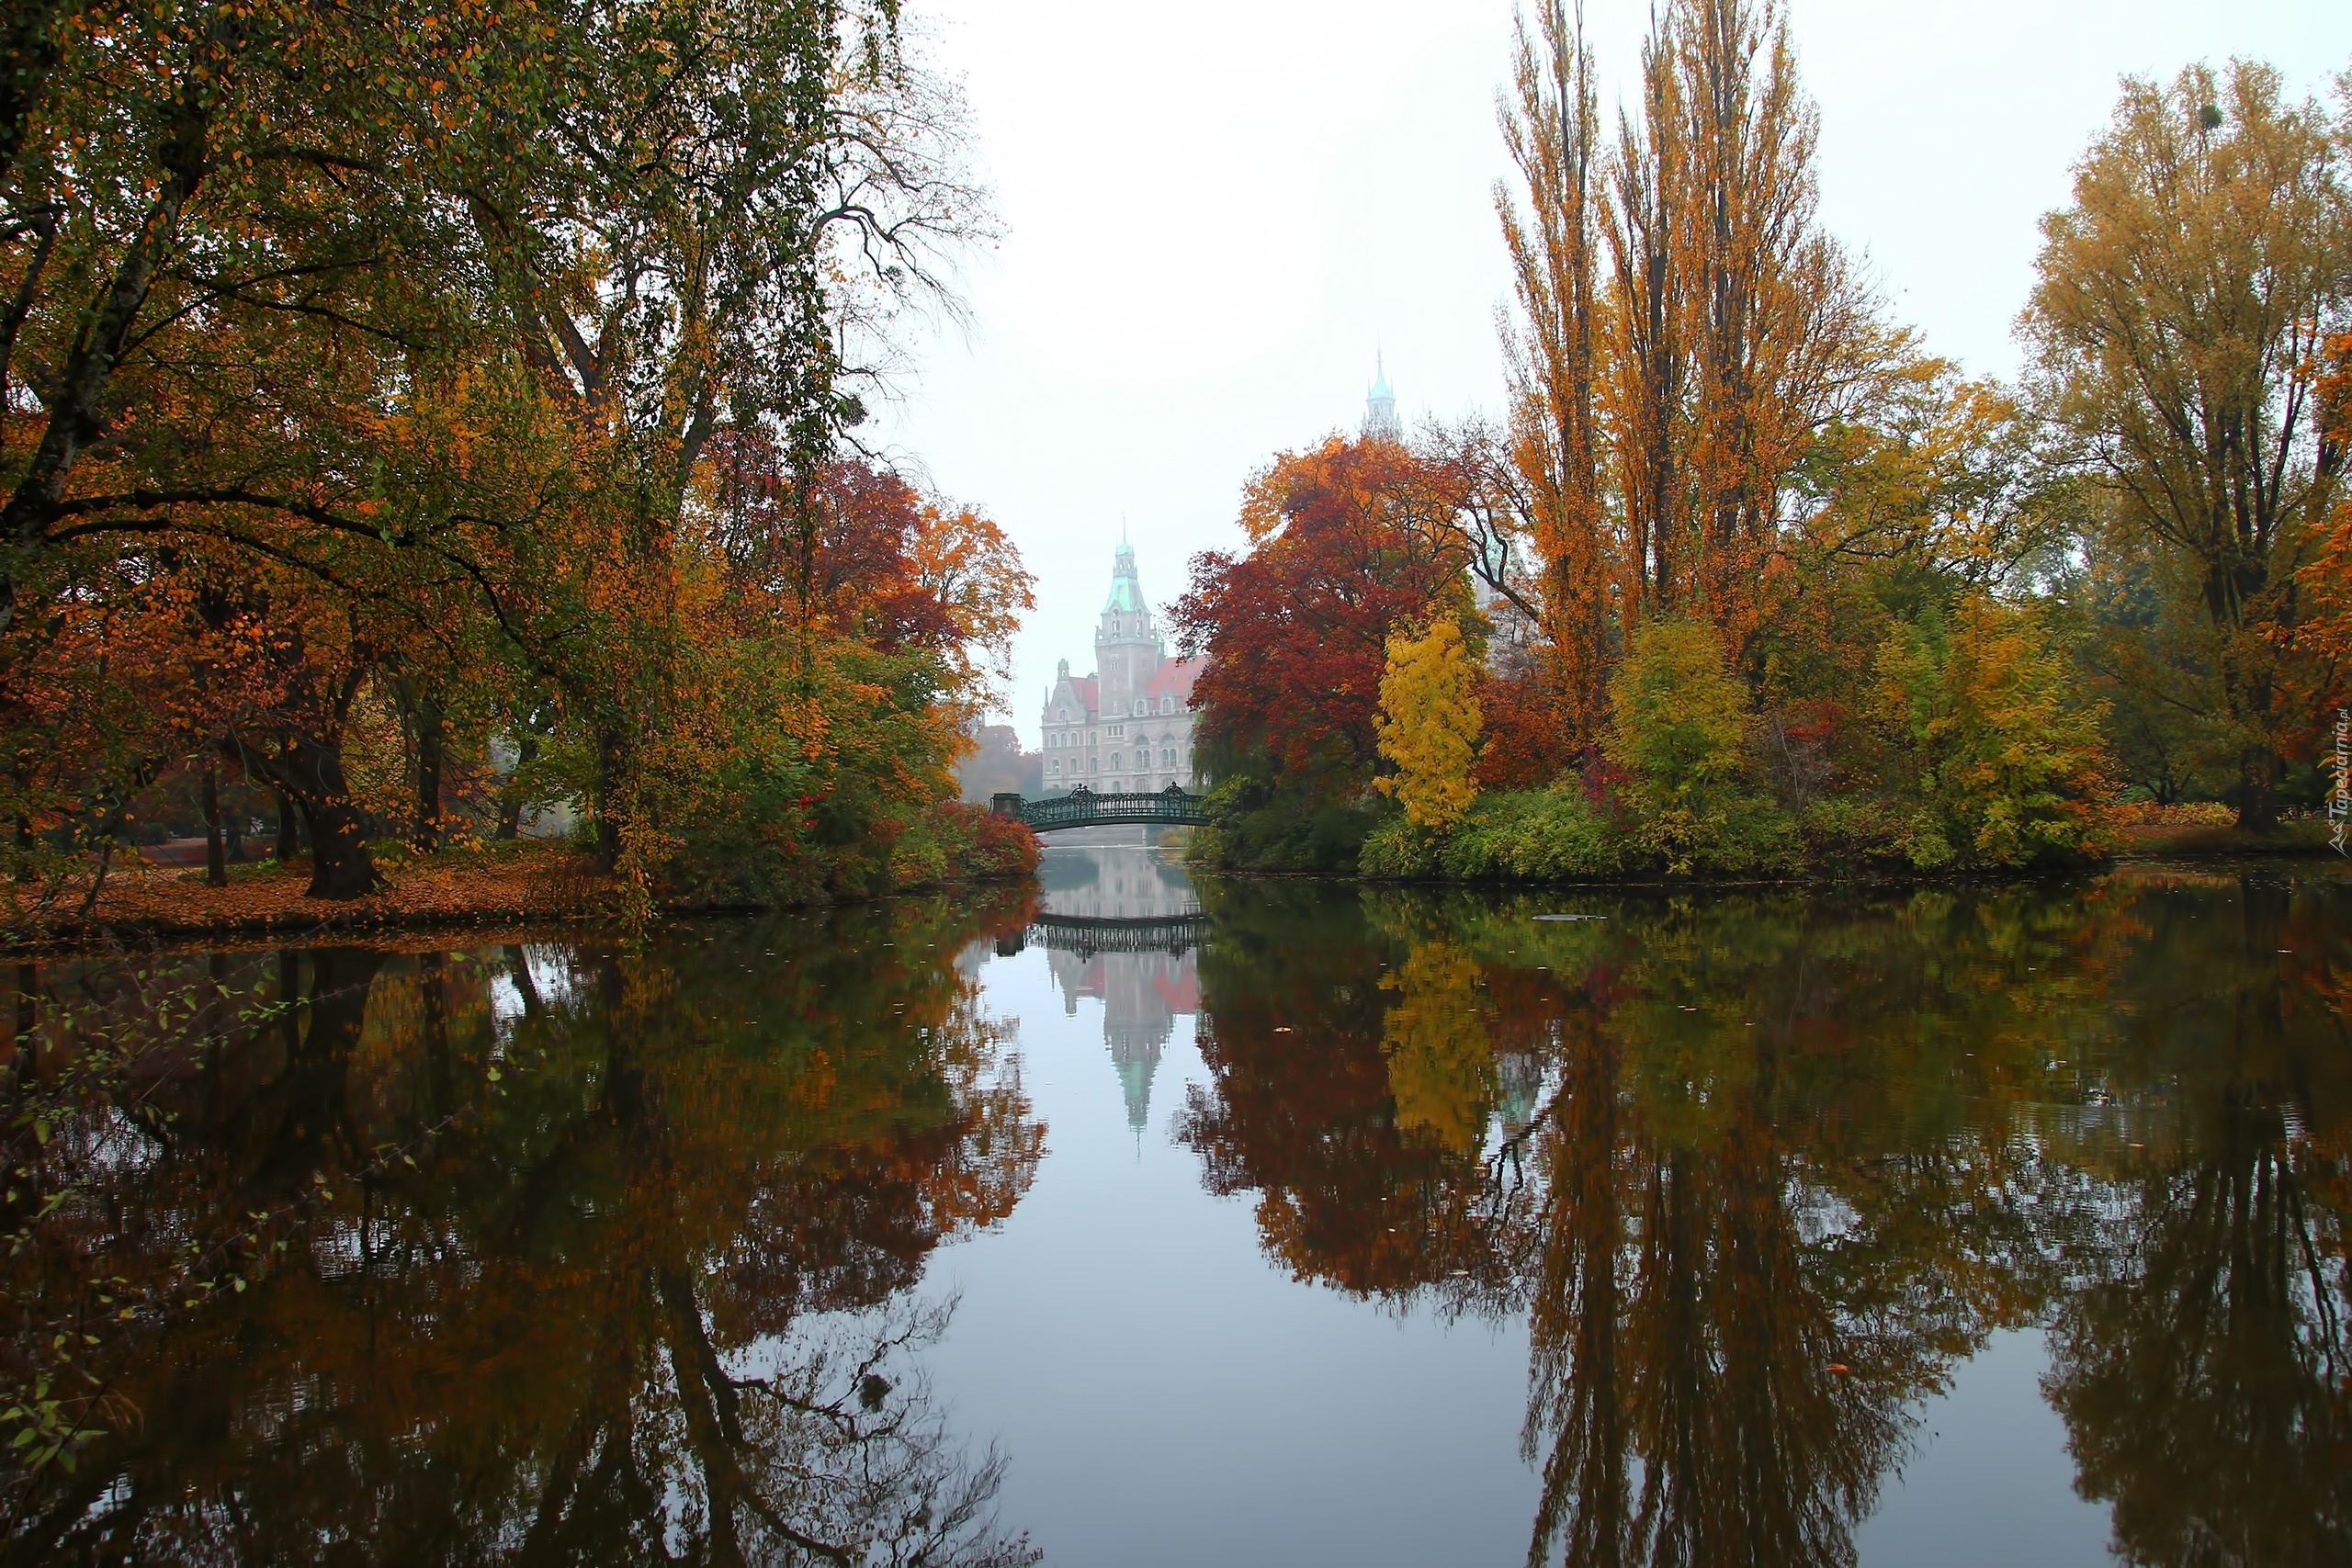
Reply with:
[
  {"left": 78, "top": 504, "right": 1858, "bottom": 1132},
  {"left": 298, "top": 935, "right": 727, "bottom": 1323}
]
[
  {"left": 1094, "top": 539, "right": 1166, "bottom": 722},
  {"left": 1363, "top": 354, "right": 1400, "bottom": 442},
  {"left": 1040, "top": 540, "right": 1205, "bottom": 795}
]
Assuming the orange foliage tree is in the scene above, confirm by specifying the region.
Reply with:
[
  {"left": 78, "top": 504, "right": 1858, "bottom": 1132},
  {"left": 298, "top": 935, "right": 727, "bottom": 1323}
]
[
  {"left": 1494, "top": 0, "right": 1905, "bottom": 712},
  {"left": 2296, "top": 332, "right": 2352, "bottom": 717}
]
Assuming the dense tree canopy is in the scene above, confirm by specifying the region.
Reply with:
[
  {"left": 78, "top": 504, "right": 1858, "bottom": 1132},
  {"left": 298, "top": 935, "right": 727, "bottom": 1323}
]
[{"left": 0, "top": 0, "right": 1023, "bottom": 915}]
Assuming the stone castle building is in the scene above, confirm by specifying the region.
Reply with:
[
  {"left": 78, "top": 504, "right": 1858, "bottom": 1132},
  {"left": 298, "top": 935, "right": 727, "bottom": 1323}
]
[{"left": 1039, "top": 542, "right": 1205, "bottom": 794}]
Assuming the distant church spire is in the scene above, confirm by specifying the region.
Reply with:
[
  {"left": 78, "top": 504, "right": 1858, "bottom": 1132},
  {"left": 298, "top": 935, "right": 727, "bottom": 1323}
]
[{"left": 1363, "top": 353, "right": 1400, "bottom": 442}]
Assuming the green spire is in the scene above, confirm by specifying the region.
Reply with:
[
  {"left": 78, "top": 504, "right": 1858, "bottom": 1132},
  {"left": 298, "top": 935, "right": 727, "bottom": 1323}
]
[{"left": 1102, "top": 541, "right": 1144, "bottom": 614}]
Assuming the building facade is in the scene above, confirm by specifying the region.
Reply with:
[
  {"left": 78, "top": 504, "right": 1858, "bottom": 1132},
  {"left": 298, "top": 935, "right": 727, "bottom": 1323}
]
[{"left": 1038, "top": 543, "right": 1205, "bottom": 794}]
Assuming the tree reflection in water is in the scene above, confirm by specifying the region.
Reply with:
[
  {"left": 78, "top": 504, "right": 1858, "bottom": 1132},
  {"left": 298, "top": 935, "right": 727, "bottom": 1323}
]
[
  {"left": 6, "top": 868, "right": 2346, "bottom": 1562},
  {"left": 2044, "top": 870, "right": 2352, "bottom": 1567},
  {"left": 0, "top": 891, "right": 1045, "bottom": 1565},
  {"left": 1179, "top": 868, "right": 2352, "bottom": 1566}
]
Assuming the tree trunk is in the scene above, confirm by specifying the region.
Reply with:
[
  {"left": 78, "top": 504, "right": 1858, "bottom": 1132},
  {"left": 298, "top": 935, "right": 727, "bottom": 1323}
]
[
  {"left": 2236, "top": 743, "right": 2281, "bottom": 833},
  {"left": 594, "top": 728, "right": 627, "bottom": 874},
  {"left": 243, "top": 735, "right": 381, "bottom": 899},
  {"left": 495, "top": 733, "right": 539, "bottom": 840},
  {"left": 274, "top": 788, "right": 300, "bottom": 861},
  {"left": 413, "top": 694, "right": 445, "bottom": 852},
  {"left": 200, "top": 761, "right": 226, "bottom": 887}
]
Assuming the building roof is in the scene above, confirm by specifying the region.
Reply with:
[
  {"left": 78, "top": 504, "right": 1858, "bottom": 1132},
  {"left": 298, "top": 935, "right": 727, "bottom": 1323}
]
[{"left": 1142, "top": 657, "right": 1204, "bottom": 705}]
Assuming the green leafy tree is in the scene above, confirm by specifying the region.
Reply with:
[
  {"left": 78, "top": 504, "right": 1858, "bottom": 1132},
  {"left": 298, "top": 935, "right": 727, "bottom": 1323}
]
[
  {"left": 1603, "top": 617, "right": 1792, "bottom": 874},
  {"left": 1872, "top": 593, "right": 2116, "bottom": 869}
]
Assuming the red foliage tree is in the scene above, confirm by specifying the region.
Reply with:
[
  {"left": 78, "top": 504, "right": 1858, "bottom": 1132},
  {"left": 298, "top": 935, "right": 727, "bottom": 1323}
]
[{"left": 1172, "top": 437, "right": 1478, "bottom": 797}]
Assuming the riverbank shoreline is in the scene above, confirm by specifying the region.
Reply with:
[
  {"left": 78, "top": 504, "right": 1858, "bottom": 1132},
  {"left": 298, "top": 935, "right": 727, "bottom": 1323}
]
[
  {"left": 1190, "top": 818, "right": 2346, "bottom": 888},
  {"left": 3, "top": 840, "right": 1044, "bottom": 953},
  {"left": 13, "top": 819, "right": 2336, "bottom": 952},
  {"left": 2113, "top": 820, "right": 2344, "bottom": 859}
]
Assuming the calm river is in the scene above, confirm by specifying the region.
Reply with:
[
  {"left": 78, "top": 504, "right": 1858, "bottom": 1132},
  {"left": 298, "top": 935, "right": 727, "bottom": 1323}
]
[{"left": 4, "top": 840, "right": 2347, "bottom": 1564}]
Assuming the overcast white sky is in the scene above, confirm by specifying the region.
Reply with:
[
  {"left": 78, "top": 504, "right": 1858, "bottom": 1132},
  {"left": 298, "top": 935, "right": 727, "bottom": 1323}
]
[{"left": 873, "top": 0, "right": 2352, "bottom": 727}]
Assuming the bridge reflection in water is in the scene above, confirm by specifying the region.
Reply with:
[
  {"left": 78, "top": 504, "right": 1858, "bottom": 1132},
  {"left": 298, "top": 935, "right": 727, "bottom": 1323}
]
[{"left": 1015, "top": 835, "right": 1202, "bottom": 1134}]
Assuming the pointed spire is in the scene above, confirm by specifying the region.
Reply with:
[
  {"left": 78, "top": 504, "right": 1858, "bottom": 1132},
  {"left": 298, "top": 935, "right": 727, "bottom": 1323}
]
[
  {"left": 1103, "top": 536, "right": 1145, "bottom": 614},
  {"left": 1363, "top": 352, "right": 1400, "bottom": 441}
]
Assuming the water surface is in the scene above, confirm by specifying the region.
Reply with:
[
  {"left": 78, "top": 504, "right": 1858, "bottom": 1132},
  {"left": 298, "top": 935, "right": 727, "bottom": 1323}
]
[{"left": 4, "top": 843, "right": 2346, "bottom": 1564}]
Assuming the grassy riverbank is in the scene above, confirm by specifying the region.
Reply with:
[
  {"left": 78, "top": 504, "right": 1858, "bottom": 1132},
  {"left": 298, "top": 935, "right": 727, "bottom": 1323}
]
[
  {"left": 1187, "top": 782, "right": 2342, "bottom": 885},
  {"left": 8, "top": 841, "right": 616, "bottom": 948},
  {"left": 6, "top": 814, "right": 1045, "bottom": 950},
  {"left": 2115, "top": 819, "right": 2343, "bottom": 859}
]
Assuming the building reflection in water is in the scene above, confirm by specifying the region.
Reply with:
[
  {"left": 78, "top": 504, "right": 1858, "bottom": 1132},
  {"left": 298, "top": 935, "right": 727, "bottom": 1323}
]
[{"left": 1037, "top": 834, "right": 1201, "bottom": 1133}]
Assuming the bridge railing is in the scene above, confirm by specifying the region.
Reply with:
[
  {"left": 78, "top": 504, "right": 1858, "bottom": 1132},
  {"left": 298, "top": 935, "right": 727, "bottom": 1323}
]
[
  {"left": 991, "top": 784, "right": 1210, "bottom": 832},
  {"left": 1016, "top": 911, "right": 1211, "bottom": 957}
]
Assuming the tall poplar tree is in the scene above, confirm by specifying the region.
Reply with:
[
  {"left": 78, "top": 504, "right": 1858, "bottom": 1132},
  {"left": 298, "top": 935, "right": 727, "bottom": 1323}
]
[
  {"left": 1497, "top": 0, "right": 1611, "bottom": 743},
  {"left": 1497, "top": 0, "right": 1899, "bottom": 708}
]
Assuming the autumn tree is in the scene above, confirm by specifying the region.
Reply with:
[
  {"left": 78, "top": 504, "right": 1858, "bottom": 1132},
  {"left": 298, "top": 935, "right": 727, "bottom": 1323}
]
[
  {"left": 0, "top": 2, "right": 532, "bottom": 617},
  {"left": 1374, "top": 614, "right": 1484, "bottom": 832},
  {"left": 1492, "top": 0, "right": 1897, "bottom": 684},
  {"left": 1602, "top": 615, "right": 1792, "bottom": 874},
  {"left": 2294, "top": 331, "right": 2352, "bottom": 714},
  {"left": 0, "top": 3, "right": 1007, "bottom": 906},
  {"left": 1495, "top": 0, "right": 1612, "bottom": 744},
  {"left": 0, "top": 5, "right": 560, "bottom": 893},
  {"left": 1871, "top": 594, "right": 2116, "bottom": 870},
  {"left": 1623, "top": 0, "right": 1897, "bottom": 649},
  {"left": 1174, "top": 437, "right": 1481, "bottom": 803},
  {"left": 455, "top": 0, "right": 980, "bottom": 875},
  {"left": 2025, "top": 61, "right": 2348, "bottom": 829}
]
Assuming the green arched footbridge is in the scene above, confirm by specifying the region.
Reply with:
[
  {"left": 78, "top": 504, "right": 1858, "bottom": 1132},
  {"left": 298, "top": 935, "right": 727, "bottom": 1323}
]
[{"left": 991, "top": 785, "right": 1211, "bottom": 832}]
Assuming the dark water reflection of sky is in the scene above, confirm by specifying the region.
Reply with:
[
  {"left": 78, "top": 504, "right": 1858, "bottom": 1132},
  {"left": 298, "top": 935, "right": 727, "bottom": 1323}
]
[{"left": 3, "top": 845, "right": 2346, "bottom": 1564}]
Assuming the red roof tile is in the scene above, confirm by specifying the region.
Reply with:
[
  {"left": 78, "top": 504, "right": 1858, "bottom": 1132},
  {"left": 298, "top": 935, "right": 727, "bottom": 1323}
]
[{"left": 1141, "top": 657, "right": 1204, "bottom": 706}]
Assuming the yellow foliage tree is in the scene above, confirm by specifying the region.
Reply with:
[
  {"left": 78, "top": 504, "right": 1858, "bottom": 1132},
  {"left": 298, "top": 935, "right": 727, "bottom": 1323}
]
[
  {"left": 2024, "top": 61, "right": 2346, "bottom": 828},
  {"left": 1374, "top": 615, "right": 1484, "bottom": 831},
  {"left": 1379, "top": 941, "right": 1494, "bottom": 1155}
]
